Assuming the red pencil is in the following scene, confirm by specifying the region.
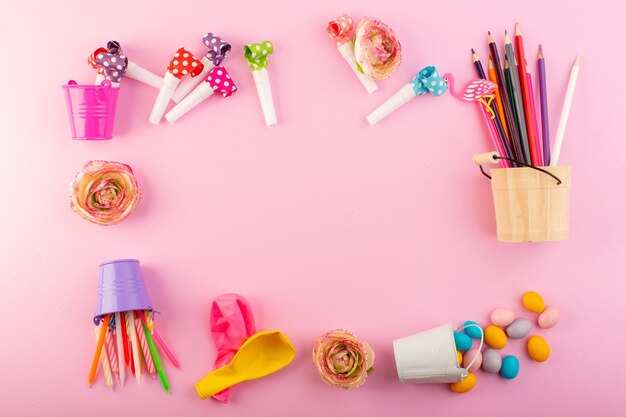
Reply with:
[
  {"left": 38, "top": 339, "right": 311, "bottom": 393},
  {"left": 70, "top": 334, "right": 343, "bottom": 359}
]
[{"left": 514, "top": 23, "right": 540, "bottom": 166}]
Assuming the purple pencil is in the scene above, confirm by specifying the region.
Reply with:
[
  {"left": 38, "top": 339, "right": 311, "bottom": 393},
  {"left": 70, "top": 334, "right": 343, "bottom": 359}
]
[{"left": 538, "top": 45, "right": 550, "bottom": 165}]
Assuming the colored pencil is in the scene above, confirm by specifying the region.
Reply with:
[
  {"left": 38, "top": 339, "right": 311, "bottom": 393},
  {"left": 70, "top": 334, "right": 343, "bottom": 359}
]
[
  {"left": 88, "top": 314, "right": 110, "bottom": 387},
  {"left": 526, "top": 64, "right": 544, "bottom": 165},
  {"left": 538, "top": 45, "right": 551, "bottom": 165},
  {"left": 479, "top": 100, "right": 509, "bottom": 167},
  {"left": 514, "top": 23, "right": 540, "bottom": 165},
  {"left": 472, "top": 49, "right": 487, "bottom": 79},
  {"left": 115, "top": 313, "right": 126, "bottom": 386},
  {"left": 504, "top": 31, "right": 531, "bottom": 164},
  {"left": 488, "top": 56, "right": 509, "bottom": 139},
  {"left": 488, "top": 31, "right": 524, "bottom": 163},
  {"left": 94, "top": 328, "right": 114, "bottom": 390},
  {"left": 126, "top": 311, "right": 142, "bottom": 384},
  {"left": 551, "top": 54, "right": 580, "bottom": 166},
  {"left": 142, "top": 320, "right": 170, "bottom": 394},
  {"left": 472, "top": 49, "right": 514, "bottom": 164}
]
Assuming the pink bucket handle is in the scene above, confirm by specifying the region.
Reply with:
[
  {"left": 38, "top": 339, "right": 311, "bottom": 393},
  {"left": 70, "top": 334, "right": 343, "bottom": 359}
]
[
  {"left": 67, "top": 80, "right": 78, "bottom": 86},
  {"left": 97, "top": 80, "right": 113, "bottom": 102}
]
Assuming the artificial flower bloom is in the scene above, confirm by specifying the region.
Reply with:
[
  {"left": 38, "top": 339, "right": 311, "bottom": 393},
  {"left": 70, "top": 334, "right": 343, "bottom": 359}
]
[
  {"left": 312, "top": 329, "right": 375, "bottom": 389},
  {"left": 354, "top": 18, "right": 402, "bottom": 80},
  {"left": 70, "top": 160, "right": 141, "bottom": 225}
]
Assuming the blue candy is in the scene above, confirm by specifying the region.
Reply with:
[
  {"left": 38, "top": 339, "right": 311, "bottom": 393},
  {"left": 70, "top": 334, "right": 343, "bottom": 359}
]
[
  {"left": 500, "top": 355, "right": 520, "bottom": 379},
  {"left": 453, "top": 331, "right": 472, "bottom": 351},
  {"left": 463, "top": 321, "right": 483, "bottom": 339}
]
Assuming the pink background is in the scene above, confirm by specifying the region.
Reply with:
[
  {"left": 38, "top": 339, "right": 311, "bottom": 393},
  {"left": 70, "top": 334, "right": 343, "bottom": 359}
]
[{"left": 1, "top": 0, "right": 625, "bottom": 415}]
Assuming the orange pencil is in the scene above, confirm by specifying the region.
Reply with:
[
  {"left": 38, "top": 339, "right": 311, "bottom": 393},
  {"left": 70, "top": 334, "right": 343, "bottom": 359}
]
[
  {"left": 488, "top": 56, "right": 509, "bottom": 139},
  {"left": 88, "top": 314, "right": 110, "bottom": 387},
  {"left": 514, "top": 23, "right": 540, "bottom": 166}
]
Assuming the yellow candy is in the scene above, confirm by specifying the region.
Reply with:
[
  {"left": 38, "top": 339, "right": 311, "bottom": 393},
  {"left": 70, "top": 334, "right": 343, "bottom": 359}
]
[
  {"left": 484, "top": 325, "right": 507, "bottom": 349},
  {"left": 527, "top": 335, "right": 550, "bottom": 362},
  {"left": 456, "top": 350, "right": 463, "bottom": 365},
  {"left": 450, "top": 373, "right": 476, "bottom": 393},
  {"left": 522, "top": 291, "right": 545, "bottom": 313}
]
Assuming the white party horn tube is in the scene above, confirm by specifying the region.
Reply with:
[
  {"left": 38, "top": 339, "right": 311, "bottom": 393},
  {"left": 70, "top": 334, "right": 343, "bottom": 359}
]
[
  {"left": 366, "top": 66, "right": 447, "bottom": 126},
  {"left": 366, "top": 83, "right": 415, "bottom": 126},
  {"left": 126, "top": 61, "right": 163, "bottom": 89},
  {"left": 166, "top": 66, "right": 237, "bottom": 123},
  {"left": 338, "top": 43, "right": 378, "bottom": 94},
  {"left": 171, "top": 56, "right": 214, "bottom": 103},
  {"left": 244, "top": 41, "right": 277, "bottom": 126},
  {"left": 252, "top": 68, "right": 276, "bottom": 126},
  {"left": 148, "top": 47, "right": 205, "bottom": 124},
  {"left": 172, "top": 32, "right": 231, "bottom": 103},
  {"left": 165, "top": 83, "right": 214, "bottom": 122},
  {"left": 326, "top": 14, "right": 377, "bottom": 94}
]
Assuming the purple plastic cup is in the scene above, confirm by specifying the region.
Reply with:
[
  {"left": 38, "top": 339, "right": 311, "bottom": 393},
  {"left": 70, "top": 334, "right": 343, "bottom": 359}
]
[
  {"left": 62, "top": 80, "right": 119, "bottom": 140},
  {"left": 94, "top": 259, "right": 152, "bottom": 324}
]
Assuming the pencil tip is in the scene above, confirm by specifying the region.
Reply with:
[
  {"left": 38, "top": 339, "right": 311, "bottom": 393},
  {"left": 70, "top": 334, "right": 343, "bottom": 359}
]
[
  {"left": 575, "top": 54, "right": 580, "bottom": 65},
  {"left": 515, "top": 22, "right": 521, "bottom": 35},
  {"left": 471, "top": 48, "right": 476, "bottom": 54}
]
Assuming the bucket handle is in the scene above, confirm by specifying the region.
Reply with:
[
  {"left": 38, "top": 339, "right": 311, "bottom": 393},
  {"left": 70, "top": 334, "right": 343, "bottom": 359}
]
[
  {"left": 456, "top": 323, "right": 484, "bottom": 375},
  {"left": 473, "top": 152, "right": 562, "bottom": 185}
]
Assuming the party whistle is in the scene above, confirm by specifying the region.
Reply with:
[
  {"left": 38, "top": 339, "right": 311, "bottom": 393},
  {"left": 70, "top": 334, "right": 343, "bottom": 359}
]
[
  {"left": 106, "top": 41, "right": 163, "bottom": 89},
  {"left": 172, "top": 33, "right": 231, "bottom": 103},
  {"left": 165, "top": 66, "right": 237, "bottom": 123},
  {"left": 326, "top": 14, "right": 377, "bottom": 94},
  {"left": 88, "top": 47, "right": 109, "bottom": 85},
  {"left": 149, "top": 48, "right": 204, "bottom": 125},
  {"left": 244, "top": 41, "right": 277, "bottom": 126},
  {"left": 366, "top": 66, "right": 447, "bottom": 126}
]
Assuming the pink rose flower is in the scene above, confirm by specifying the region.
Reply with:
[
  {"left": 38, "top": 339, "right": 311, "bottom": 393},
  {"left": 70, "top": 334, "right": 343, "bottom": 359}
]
[
  {"left": 312, "top": 329, "right": 375, "bottom": 389},
  {"left": 70, "top": 160, "right": 141, "bottom": 225},
  {"left": 354, "top": 18, "right": 402, "bottom": 80}
]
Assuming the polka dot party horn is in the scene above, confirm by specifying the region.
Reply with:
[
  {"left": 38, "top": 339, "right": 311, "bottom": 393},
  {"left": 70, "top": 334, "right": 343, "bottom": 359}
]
[
  {"left": 165, "top": 66, "right": 237, "bottom": 123},
  {"left": 172, "top": 33, "right": 231, "bottom": 103},
  {"left": 149, "top": 48, "right": 204, "bottom": 124},
  {"left": 88, "top": 47, "right": 108, "bottom": 85},
  {"left": 366, "top": 66, "right": 447, "bottom": 126},
  {"left": 90, "top": 47, "right": 128, "bottom": 87},
  {"left": 106, "top": 41, "right": 164, "bottom": 89},
  {"left": 244, "top": 41, "right": 277, "bottom": 126},
  {"left": 326, "top": 14, "right": 378, "bottom": 94}
]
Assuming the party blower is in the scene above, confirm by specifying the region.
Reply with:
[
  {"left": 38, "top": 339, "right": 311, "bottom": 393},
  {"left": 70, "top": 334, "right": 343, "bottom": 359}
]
[
  {"left": 326, "top": 14, "right": 377, "bottom": 94},
  {"left": 393, "top": 323, "right": 483, "bottom": 384},
  {"left": 366, "top": 66, "right": 447, "bottom": 126},
  {"left": 149, "top": 48, "right": 204, "bottom": 124},
  {"left": 88, "top": 259, "right": 179, "bottom": 392},
  {"left": 165, "top": 66, "right": 237, "bottom": 123},
  {"left": 89, "top": 41, "right": 163, "bottom": 88},
  {"left": 244, "top": 41, "right": 277, "bottom": 126},
  {"left": 172, "top": 33, "right": 231, "bottom": 103}
]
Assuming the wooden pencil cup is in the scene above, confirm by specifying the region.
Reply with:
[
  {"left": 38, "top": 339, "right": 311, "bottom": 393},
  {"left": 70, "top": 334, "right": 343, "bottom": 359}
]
[{"left": 489, "top": 166, "right": 571, "bottom": 242}]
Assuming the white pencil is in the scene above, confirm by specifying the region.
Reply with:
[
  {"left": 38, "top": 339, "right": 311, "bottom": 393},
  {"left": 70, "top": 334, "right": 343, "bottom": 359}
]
[
  {"left": 550, "top": 54, "right": 580, "bottom": 166},
  {"left": 126, "top": 311, "right": 142, "bottom": 384},
  {"left": 115, "top": 313, "right": 125, "bottom": 386}
]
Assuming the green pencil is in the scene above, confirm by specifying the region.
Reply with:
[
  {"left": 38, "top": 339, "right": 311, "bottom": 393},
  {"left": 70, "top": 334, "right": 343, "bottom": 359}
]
[{"left": 142, "top": 321, "right": 170, "bottom": 394}]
